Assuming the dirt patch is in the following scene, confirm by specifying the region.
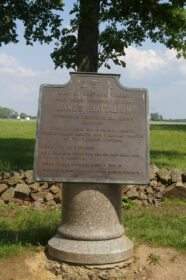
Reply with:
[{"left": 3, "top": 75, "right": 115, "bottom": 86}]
[{"left": 0, "top": 245, "right": 186, "bottom": 280}]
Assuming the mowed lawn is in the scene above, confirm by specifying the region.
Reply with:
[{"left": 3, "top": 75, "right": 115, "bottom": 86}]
[{"left": 0, "top": 119, "right": 186, "bottom": 170}]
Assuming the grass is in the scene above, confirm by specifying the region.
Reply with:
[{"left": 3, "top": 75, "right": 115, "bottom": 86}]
[
  {"left": 0, "top": 119, "right": 36, "bottom": 170},
  {"left": 0, "top": 199, "right": 185, "bottom": 258},
  {"left": 0, "top": 204, "right": 60, "bottom": 258},
  {"left": 122, "top": 198, "right": 186, "bottom": 249},
  {"left": 0, "top": 120, "right": 186, "bottom": 170},
  {"left": 150, "top": 123, "right": 186, "bottom": 170}
]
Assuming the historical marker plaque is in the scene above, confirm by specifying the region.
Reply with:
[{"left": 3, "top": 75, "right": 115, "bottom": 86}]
[{"left": 34, "top": 72, "right": 149, "bottom": 184}]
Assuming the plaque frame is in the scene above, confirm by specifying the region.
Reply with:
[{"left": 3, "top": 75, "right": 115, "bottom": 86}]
[{"left": 33, "top": 72, "right": 149, "bottom": 184}]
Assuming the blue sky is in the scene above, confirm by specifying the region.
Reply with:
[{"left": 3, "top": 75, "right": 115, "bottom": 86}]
[{"left": 0, "top": 1, "right": 185, "bottom": 119}]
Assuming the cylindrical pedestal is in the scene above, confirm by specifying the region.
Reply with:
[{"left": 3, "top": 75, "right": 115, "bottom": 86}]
[{"left": 48, "top": 183, "right": 133, "bottom": 264}]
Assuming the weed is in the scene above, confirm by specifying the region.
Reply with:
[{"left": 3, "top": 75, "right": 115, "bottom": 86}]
[
  {"left": 146, "top": 253, "right": 160, "bottom": 265},
  {"left": 121, "top": 196, "right": 139, "bottom": 210}
]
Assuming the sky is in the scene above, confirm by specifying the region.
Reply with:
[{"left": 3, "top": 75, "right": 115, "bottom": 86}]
[{"left": 0, "top": 2, "right": 185, "bottom": 119}]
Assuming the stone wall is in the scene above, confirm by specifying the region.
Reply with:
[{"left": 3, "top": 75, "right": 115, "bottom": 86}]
[{"left": 0, "top": 165, "right": 186, "bottom": 208}]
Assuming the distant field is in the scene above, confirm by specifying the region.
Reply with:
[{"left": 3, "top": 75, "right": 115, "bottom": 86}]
[{"left": 0, "top": 119, "right": 186, "bottom": 170}]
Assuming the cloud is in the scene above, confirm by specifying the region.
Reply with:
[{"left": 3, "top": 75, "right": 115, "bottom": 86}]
[
  {"left": 0, "top": 53, "right": 42, "bottom": 77},
  {"left": 118, "top": 46, "right": 186, "bottom": 80},
  {"left": 124, "top": 47, "right": 165, "bottom": 77}
]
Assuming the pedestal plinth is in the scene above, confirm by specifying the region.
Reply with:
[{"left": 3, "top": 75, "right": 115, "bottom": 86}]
[{"left": 48, "top": 183, "right": 133, "bottom": 264}]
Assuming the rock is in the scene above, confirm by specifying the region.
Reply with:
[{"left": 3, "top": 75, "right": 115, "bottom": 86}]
[
  {"left": 25, "top": 170, "right": 33, "bottom": 180},
  {"left": 6, "top": 173, "right": 22, "bottom": 185},
  {"left": 25, "top": 178, "right": 35, "bottom": 184},
  {"left": 25, "top": 170, "right": 34, "bottom": 184},
  {"left": 33, "top": 201, "right": 43, "bottom": 210},
  {"left": 12, "top": 198, "right": 23, "bottom": 205},
  {"left": 1, "top": 187, "right": 15, "bottom": 202},
  {"left": 155, "top": 191, "right": 163, "bottom": 199},
  {"left": 46, "top": 200, "right": 56, "bottom": 207},
  {"left": 126, "top": 188, "right": 139, "bottom": 199},
  {"left": 182, "top": 171, "right": 186, "bottom": 182},
  {"left": 157, "top": 185, "right": 166, "bottom": 193},
  {"left": 170, "top": 168, "right": 182, "bottom": 183},
  {"left": 30, "top": 192, "right": 46, "bottom": 202},
  {"left": 133, "top": 199, "right": 143, "bottom": 207},
  {"left": 163, "top": 184, "right": 176, "bottom": 197},
  {"left": 0, "top": 184, "right": 8, "bottom": 194},
  {"left": 50, "top": 185, "right": 59, "bottom": 194},
  {"left": 0, "top": 199, "right": 5, "bottom": 206},
  {"left": 147, "top": 194, "right": 154, "bottom": 205},
  {"left": 157, "top": 168, "right": 171, "bottom": 183},
  {"left": 150, "top": 180, "right": 158, "bottom": 188},
  {"left": 139, "top": 191, "right": 147, "bottom": 200},
  {"left": 154, "top": 199, "right": 161, "bottom": 207},
  {"left": 2, "top": 171, "right": 10, "bottom": 179},
  {"left": 30, "top": 182, "right": 40, "bottom": 192},
  {"left": 15, "top": 183, "right": 31, "bottom": 199},
  {"left": 150, "top": 164, "right": 159, "bottom": 180},
  {"left": 54, "top": 190, "right": 62, "bottom": 203},
  {"left": 142, "top": 200, "right": 148, "bottom": 207},
  {"left": 40, "top": 182, "right": 48, "bottom": 189},
  {"left": 146, "top": 186, "right": 154, "bottom": 194},
  {"left": 164, "top": 183, "right": 186, "bottom": 201},
  {"left": 44, "top": 192, "right": 54, "bottom": 202}
]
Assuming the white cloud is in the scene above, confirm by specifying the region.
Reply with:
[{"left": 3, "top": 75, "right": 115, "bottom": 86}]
[
  {"left": 124, "top": 47, "right": 165, "bottom": 77},
  {"left": 0, "top": 53, "right": 42, "bottom": 77},
  {"left": 118, "top": 46, "right": 186, "bottom": 80}
]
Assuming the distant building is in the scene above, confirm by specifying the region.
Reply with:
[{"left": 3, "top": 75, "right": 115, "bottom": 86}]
[
  {"left": 17, "top": 115, "right": 20, "bottom": 120},
  {"left": 25, "top": 117, "right": 30, "bottom": 121}
]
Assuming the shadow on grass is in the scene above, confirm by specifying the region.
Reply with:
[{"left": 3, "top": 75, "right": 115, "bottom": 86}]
[
  {"left": 150, "top": 124, "right": 186, "bottom": 131},
  {"left": 0, "top": 138, "right": 35, "bottom": 170},
  {"left": 0, "top": 226, "right": 55, "bottom": 247},
  {"left": 150, "top": 150, "right": 186, "bottom": 168}
]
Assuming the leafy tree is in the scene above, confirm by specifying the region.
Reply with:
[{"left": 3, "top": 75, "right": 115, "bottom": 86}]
[
  {"left": 0, "top": 106, "right": 18, "bottom": 119},
  {"left": 150, "top": 112, "right": 164, "bottom": 121},
  {"left": 0, "top": 0, "right": 185, "bottom": 72},
  {"left": 20, "top": 112, "right": 27, "bottom": 119}
]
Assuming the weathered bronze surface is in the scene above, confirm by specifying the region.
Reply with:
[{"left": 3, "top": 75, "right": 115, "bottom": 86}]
[{"left": 34, "top": 72, "right": 149, "bottom": 184}]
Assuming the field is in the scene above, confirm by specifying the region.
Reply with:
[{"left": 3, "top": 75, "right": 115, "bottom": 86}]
[
  {"left": 0, "top": 119, "right": 186, "bottom": 170},
  {"left": 0, "top": 119, "right": 186, "bottom": 279}
]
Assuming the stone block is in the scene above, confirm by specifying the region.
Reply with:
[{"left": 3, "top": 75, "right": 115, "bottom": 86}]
[
  {"left": 15, "top": 183, "right": 31, "bottom": 199},
  {"left": 50, "top": 185, "right": 59, "bottom": 194},
  {"left": 30, "top": 182, "right": 40, "bottom": 192},
  {"left": 6, "top": 174, "right": 22, "bottom": 185},
  {"left": 170, "top": 168, "right": 182, "bottom": 183},
  {"left": 0, "top": 184, "right": 8, "bottom": 194},
  {"left": 126, "top": 188, "right": 139, "bottom": 199},
  {"left": 44, "top": 192, "right": 54, "bottom": 202},
  {"left": 1, "top": 187, "right": 15, "bottom": 202},
  {"left": 157, "top": 168, "right": 171, "bottom": 183}
]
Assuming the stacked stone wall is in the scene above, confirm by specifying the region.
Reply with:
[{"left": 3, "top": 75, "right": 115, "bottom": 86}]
[{"left": 0, "top": 165, "right": 186, "bottom": 208}]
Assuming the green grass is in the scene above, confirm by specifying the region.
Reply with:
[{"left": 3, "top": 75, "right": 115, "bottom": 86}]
[
  {"left": 0, "top": 120, "right": 186, "bottom": 170},
  {"left": 150, "top": 123, "right": 186, "bottom": 170},
  {"left": 0, "top": 119, "right": 36, "bottom": 170},
  {"left": 122, "top": 199, "right": 186, "bottom": 249},
  {"left": 0, "top": 204, "right": 60, "bottom": 258},
  {"left": 0, "top": 199, "right": 185, "bottom": 258}
]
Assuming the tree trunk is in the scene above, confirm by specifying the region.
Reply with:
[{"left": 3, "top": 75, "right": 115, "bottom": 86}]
[{"left": 77, "top": 0, "right": 99, "bottom": 72}]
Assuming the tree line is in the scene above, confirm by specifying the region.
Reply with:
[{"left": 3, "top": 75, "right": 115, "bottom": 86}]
[{"left": 0, "top": 106, "right": 36, "bottom": 119}]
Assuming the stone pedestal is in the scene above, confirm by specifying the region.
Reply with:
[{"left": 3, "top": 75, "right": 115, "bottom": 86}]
[{"left": 48, "top": 183, "right": 133, "bottom": 264}]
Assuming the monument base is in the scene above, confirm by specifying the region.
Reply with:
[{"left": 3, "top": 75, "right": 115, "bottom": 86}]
[{"left": 48, "top": 234, "right": 133, "bottom": 265}]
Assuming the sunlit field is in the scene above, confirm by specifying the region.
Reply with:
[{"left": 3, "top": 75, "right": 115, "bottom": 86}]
[{"left": 0, "top": 119, "right": 186, "bottom": 170}]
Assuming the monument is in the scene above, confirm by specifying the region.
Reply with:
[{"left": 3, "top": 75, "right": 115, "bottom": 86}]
[{"left": 33, "top": 72, "right": 149, "bottom": 264}]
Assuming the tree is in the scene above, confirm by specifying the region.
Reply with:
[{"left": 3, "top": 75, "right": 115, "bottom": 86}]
[
  {"left": 0, "top": 1, "right": 185, "bottom": 72},
  {"left": 0, "top": 106, "right": 18, "bottom": 119},
  {"left": 150, "top": 112, "right": 164, "bottom": 121}
]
